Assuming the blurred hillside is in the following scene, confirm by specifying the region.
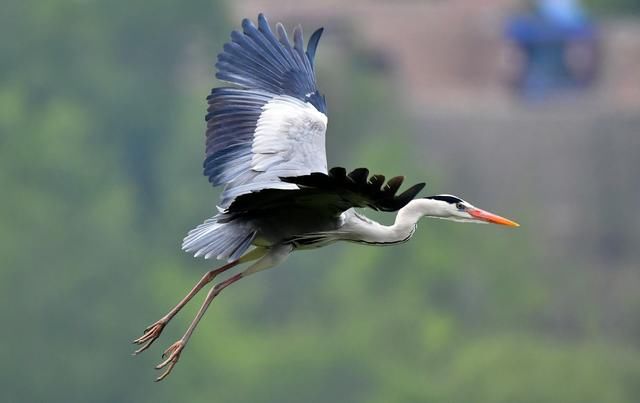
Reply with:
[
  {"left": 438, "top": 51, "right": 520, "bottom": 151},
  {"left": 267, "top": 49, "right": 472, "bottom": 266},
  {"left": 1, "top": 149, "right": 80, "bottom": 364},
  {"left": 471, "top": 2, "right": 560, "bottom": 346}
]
[{"left": 2, "top": 1, "right": 639, "bottom": 402}]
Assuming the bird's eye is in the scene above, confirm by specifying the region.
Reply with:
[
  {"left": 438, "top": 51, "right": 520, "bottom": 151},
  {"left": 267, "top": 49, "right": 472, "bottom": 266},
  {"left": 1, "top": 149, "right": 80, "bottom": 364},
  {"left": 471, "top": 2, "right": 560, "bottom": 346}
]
[{"left": 455, "top": 203, "right": 466, "bottom": 211}]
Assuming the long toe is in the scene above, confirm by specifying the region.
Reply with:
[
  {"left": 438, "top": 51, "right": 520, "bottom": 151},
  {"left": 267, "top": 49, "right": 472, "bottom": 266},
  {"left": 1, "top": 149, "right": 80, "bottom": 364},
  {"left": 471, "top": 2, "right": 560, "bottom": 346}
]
[
  {"left": 132, "top": 321, "right": 166, "bottom": 355},
  {"left": 154, "top": 340, "right": 185, "bottom": 381}
]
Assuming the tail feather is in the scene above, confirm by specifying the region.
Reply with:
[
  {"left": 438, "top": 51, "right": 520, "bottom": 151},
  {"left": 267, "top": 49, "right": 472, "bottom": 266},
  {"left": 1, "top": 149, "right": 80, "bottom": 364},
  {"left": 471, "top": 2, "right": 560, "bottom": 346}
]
[
  {"left": 227, "top": 232, "right": 256, "bottom": 261},
  {"left": 182, "top": 215, "right": 255, "bottom": 262}
]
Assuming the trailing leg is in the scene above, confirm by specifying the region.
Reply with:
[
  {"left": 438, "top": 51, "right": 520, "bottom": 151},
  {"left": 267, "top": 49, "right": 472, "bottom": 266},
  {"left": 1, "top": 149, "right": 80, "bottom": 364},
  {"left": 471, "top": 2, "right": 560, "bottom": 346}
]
[
  {"left": 154, "top": 245, "right": 292, "bottom": 381},
  {"left": 132, "top": 247, "right": 266, "bottom": 354}
]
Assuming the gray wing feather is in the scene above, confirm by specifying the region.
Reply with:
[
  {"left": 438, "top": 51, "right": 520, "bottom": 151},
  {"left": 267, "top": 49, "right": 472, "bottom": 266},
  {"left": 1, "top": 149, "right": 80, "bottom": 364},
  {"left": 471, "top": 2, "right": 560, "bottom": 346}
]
[
  {"left": 203, "top": 14, "right": 327, "bottom": 207},
  {"left": 185, "top": 14, "right": 327, "bottom": 260}
]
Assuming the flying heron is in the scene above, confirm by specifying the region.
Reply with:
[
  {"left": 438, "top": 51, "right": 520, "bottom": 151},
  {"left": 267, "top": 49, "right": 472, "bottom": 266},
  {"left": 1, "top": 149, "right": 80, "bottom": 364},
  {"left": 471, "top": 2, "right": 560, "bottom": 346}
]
[{"left": 133, "top": 14, "right": 520, "bottom": 381}]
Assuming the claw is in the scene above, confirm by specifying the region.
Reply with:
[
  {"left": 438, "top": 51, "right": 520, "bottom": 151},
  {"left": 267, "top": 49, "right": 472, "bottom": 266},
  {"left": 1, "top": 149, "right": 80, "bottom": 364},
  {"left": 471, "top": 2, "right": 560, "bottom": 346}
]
[
  {"left": 155, "top": 340, "right": 184, "bottom": 381},
  {"left": 132, "top": 321, "right": 166, "bottom": 355}
]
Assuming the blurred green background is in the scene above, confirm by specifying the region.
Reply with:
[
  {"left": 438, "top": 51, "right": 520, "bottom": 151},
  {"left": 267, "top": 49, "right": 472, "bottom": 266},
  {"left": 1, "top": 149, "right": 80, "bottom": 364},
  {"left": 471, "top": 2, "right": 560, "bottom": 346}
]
[{"left": 2, "top": 0, "right": 640, "bottom": 402}]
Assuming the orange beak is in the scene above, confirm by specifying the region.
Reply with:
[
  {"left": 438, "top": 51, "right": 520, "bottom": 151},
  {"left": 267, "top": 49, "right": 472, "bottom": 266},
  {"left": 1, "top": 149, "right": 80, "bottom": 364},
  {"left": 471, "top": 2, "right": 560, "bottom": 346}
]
[{"left": 468, "top": 208, "right": 520, "bottom": 227}]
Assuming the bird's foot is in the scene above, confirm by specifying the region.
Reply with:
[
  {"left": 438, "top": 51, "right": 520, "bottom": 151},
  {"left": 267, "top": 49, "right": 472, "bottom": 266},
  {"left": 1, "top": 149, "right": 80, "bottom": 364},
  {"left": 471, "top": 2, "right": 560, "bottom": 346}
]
[
  {"left": 154, "top": 339, "right": 185, "bottom": 382},
  {"left": 132, "top": 319, "right": 167, "bottom": 355}
]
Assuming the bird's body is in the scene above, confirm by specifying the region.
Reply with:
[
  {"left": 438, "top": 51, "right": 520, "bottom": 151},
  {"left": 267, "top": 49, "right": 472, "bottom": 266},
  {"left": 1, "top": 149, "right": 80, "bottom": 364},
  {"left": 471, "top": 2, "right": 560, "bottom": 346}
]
[
  {"left": 133, "top": 14, "right": 519, "bottom": 381},
  {"left": 183, "top": 165, "right": 428, "bottom": 259},
  {"left": 253, "top": 208, "right": 415, "bottom": 249}
]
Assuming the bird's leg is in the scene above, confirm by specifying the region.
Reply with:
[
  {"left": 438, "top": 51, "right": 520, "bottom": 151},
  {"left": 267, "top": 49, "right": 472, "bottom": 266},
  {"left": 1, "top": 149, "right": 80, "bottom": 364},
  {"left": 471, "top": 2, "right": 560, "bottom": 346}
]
[
  {"left": 133, "top": 247, "right": 268, "bottom": 355},
  {"left": 154, "top": 272, "right": 245, "bottom": 381},
  {"left": 153, "top": 245, "right": 292, "bottom": 381},
  {"left": 132, "top": 261, "right": 239, "bottom": 355}
]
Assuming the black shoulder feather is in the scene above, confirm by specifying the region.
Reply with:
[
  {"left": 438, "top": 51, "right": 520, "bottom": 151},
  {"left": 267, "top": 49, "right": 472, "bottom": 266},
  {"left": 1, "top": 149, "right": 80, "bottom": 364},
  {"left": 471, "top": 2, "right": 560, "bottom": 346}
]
[{"left": 226, "top": 167, "right": 426, "bottom": 219}]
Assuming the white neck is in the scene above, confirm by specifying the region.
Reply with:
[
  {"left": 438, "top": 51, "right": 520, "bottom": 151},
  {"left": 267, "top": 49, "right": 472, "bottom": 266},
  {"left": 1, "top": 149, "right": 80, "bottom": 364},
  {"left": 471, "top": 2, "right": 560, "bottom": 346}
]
[
  {"left": 393, "top": 198, "right": 449, "bottom": 231},
  {"left": 345, "top": 199, "right": 447, "bottom": 245}
]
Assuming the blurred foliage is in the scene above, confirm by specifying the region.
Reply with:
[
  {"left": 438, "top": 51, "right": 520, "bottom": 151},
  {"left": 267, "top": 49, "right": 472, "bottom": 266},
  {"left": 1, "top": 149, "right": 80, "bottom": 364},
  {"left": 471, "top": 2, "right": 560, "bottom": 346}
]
[{"left": 1, "top": 1, "right": 640, "bottom": 402}]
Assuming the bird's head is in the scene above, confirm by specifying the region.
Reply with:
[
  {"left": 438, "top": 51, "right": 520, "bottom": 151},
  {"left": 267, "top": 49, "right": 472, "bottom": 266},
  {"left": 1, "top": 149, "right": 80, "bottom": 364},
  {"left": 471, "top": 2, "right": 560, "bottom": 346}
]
[{"left": 423, "top": 195, "right": 520, "bottom": 227}]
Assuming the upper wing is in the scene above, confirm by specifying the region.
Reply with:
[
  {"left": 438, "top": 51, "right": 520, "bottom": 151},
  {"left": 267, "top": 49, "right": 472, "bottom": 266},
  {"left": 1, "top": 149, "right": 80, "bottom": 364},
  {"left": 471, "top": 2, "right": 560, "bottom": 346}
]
[
  {"left": 224, "top": 167, "right": 426, "bottom": 220},
  {"left": 204, "top": 14, "right": 328, "bottom": 207}
]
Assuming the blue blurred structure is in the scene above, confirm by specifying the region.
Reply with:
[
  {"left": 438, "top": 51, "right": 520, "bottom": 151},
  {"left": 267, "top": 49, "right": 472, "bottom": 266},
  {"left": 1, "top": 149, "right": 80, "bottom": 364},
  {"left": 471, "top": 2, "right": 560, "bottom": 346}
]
[{"left": 505, "top": 0, "right": 600, "bottom": 99}]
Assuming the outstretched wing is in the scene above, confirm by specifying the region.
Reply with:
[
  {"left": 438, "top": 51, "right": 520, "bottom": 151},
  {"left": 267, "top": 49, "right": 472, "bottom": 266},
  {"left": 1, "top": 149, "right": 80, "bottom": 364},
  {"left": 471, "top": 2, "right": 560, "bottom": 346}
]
[
  {"left": 224, "top": 167, "right": 426, "bottom": 220},
  {"left": 204, "top": 14, "right": 327, "bottom": 207}
]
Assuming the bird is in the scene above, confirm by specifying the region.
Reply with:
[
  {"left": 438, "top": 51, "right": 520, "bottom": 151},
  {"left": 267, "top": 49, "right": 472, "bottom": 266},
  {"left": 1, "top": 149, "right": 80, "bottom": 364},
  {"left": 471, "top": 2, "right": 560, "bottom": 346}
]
[{"left": 132, "top": 13, "right": 520, "bottom": 381}]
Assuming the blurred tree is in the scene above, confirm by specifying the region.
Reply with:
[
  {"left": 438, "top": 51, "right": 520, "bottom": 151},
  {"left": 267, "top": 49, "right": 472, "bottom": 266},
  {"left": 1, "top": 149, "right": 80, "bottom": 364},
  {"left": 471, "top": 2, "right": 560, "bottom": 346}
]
[{"left": 0, "top": 0, "right": 227, "bottom": 401}]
